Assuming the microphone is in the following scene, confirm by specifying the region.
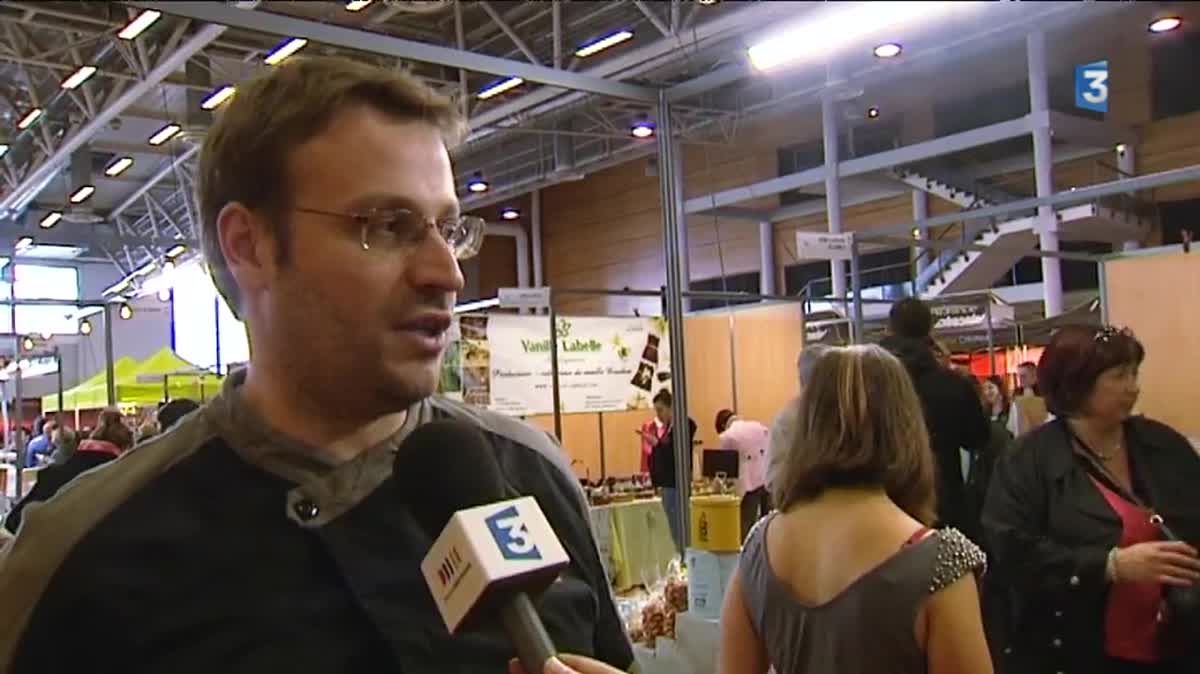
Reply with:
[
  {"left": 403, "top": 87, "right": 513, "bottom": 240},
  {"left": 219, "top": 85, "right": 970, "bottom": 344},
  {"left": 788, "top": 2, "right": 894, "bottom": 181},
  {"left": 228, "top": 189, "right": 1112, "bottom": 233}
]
[{"left": 396, "top": 420, "right": 570, "bottom": 674}]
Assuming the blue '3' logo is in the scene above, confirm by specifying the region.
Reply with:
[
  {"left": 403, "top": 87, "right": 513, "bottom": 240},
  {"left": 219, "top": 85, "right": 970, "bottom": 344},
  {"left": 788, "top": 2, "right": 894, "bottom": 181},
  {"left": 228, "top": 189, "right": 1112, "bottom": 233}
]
[{"left": 485, "top": 505, "right": 542, "bottom": 561}]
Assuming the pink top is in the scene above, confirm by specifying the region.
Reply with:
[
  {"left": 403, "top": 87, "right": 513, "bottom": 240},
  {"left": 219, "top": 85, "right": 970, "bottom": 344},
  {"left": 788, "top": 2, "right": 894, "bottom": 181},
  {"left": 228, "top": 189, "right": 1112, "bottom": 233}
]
[
  {"left": 720, "top": 419, "right": 770, "bottom": 496},
  {"left": 640, "top": 419, "right": 665, "bottom": 475}
]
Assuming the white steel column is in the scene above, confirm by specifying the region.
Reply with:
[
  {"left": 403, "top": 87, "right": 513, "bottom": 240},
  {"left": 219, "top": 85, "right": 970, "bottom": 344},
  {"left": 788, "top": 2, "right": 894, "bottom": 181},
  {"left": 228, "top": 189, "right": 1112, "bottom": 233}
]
[
  {"left": 672, "top": 144, "right": 691, "bottom": 311},
  {"left": 1118, "top": 145, "right": 1140, "bottom": 251},
  {"left": 821, "top": 95, "right": 846, "bottom": 299},
  {"left": 758, "top": 220, "right": 776, "bottom": 295},
  {"left": 531, "top": 189, "right": 545, "bottom": 287},
  {"left": 912, "top": 190, "right": 929, "bottom": 279},
  {"left": 1028, "top": 32, "right": 1064, "bottom": 317}
]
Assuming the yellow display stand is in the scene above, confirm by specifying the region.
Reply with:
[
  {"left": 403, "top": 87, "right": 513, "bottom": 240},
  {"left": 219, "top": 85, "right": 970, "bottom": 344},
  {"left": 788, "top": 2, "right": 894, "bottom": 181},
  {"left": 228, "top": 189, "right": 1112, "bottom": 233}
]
[{"left": 689, "top": 495, "right": 741, "bottom": 552}]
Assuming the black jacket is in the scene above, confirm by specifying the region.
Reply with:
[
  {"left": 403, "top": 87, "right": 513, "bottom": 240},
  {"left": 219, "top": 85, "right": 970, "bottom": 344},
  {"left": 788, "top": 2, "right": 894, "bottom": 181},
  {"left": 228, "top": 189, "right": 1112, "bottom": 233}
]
[
  {"left": 982, "top": 417, "right": 1200, "bottom": 673},
  {"left": 881, "top": 336, "right": 991, "bottom": 536},
  {"left": 4, "top": 444, "right": 120, "bottom": 534},
  {"left": 650, "top": 418, "right": 697, "bottom": 489}
]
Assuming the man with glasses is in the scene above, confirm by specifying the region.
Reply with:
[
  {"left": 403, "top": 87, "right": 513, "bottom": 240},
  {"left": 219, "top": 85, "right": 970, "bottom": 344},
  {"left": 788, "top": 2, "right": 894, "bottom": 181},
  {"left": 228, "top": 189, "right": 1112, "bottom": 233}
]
[{"left": 0, "top": 57, "right": 632, "bottom": 674}]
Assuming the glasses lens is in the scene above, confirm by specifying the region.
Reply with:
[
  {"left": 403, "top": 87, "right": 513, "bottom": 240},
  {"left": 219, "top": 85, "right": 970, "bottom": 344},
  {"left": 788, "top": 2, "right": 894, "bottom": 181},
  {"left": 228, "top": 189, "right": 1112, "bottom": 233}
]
[{"left": 444, "top": 216, "right": 486, "bottom": 260}]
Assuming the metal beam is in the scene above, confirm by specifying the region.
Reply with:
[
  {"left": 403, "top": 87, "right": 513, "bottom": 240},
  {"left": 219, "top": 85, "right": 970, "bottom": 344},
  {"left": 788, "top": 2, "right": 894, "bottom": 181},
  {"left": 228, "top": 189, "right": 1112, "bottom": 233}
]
[
  {"left": 1048, "top": 110, "right": 1139, "bottom": 150},
  {"left": 685, "top": 115, "right": 1037, "bottom": 214},
  {"left": 477, "top": 1, "right": 541, "bottom": 65},
  {"left": 0, "top": 3, "right": 258, "bottom": 215},
  {"left": 131, "top": 1, "right": 658, "bottom": 102},
  {"left": 111, "top": 145, "right": 201, "bottom": 219},
  {"left": 0, "top": 223, "right": 194, "bottom": 253},
  {"left": 632, "top": 0, "right": 671, "bottom": 37}
]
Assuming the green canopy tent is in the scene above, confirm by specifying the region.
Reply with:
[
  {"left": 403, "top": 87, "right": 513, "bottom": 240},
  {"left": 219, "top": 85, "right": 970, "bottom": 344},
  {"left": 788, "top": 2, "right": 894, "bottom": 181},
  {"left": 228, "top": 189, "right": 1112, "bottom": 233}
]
[
  {"left": 41, "top": 356, "right": 140, "bottom": 413},
  {"left": 129, "top": 348, "right": 223, "bottom": 403}
]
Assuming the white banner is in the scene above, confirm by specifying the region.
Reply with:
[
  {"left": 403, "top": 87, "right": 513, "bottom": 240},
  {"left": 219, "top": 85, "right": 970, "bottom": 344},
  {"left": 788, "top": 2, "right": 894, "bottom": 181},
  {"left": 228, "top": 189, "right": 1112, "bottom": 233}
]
[{"left": 439, "top": 314, "right": 672, "bottom": 416}]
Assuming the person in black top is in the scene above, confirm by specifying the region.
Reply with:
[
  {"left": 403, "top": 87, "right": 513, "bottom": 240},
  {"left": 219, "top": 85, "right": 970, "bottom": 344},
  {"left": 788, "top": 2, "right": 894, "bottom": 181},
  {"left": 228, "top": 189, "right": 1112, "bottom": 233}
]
[
  {"left": 983, "top": 325, "right": 1200, "bottom": 674},
  {"left": 644, "top": 389, "right": 697, "bottom": 556},
  {"left": 880, "top": 298, "right": 991, "bottom": 541}
]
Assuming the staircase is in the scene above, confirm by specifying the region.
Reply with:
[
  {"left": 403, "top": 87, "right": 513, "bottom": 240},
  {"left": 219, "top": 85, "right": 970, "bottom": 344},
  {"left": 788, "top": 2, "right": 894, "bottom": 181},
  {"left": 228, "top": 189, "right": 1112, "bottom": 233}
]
[{"left": 896, "top": 166, "right": 1153, "bottom": 297}]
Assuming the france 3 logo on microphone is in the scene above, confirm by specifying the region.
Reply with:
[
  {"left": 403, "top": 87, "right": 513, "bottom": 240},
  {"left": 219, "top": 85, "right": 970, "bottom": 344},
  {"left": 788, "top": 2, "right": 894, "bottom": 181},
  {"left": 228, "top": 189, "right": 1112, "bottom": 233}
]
[
  {"left": 1075, "top": 60, "right": 1108, "bottom": 113},
  {"left": 485, "top": 505, "right": 543, "bottom": 561}
]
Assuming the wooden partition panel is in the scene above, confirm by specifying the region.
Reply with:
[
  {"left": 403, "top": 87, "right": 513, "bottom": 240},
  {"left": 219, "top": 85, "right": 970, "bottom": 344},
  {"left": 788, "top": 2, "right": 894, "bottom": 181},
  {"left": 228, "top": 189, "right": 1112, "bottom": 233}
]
[
  {"left": 600, "top": 409, "right": 655, "bottom": 478},
  {"left": 526, "top": 412, "right": 603, "bottom": 481},
  {"left": 683, "top": 313, "right": 736, "bottom": 451},
  {"left": 732, "top": 303, "right": 805, "bottom": 427},
  {"left": 1105, "top": 251, "right": 1200, "bottom": 437}
]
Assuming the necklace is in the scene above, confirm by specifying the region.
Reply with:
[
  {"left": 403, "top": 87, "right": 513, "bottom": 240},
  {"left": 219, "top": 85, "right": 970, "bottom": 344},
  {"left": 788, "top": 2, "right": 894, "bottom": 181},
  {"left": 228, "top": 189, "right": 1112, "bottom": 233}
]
[{"left": 1069, "top": 421, "right": 1123, "bottom": 461}]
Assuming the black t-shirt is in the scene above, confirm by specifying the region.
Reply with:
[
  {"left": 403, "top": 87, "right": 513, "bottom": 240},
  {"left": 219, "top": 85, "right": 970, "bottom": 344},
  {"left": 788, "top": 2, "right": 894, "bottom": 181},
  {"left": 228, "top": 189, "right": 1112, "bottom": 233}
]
[{"left": 650, "top": 418, "right": 697, "bottom": 488}]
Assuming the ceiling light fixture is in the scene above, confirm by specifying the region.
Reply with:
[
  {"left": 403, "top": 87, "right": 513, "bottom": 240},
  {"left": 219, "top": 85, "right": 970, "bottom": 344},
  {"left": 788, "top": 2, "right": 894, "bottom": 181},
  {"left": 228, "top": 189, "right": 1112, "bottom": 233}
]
[
  {"left": 148, "top": 123, "right": 181, "bottom": 146},
  {"left": 1148, "top": 17, "right": 1182, "bottom": 33},
  {"left": 630, "top": 118, "right": 656, "bottom": 139},
  {"left": 157, "top": 288, "right": 171, "bottom": 302},
  {"left": 103, "top": 278, "right": 131, "bottom": 295},
  {"left": 166, "top": 244, "right": 187, "bottom": 258},
  {"left": 265, "top": 37, "right": 308, "bottom": 66},
  {"left": 69, "top": 185, "right": 95, "bottom": 204},
  {"left": 104, "top": 156, "right": 134, "bottom": 177},
  {"left": 866, "top": 106, "right": 881, "bottom": 119},
  {"left": 79, "top": 318, "right": 92, "bottom": 335},
  {"left": 477, "top": 76, "right": 524, "bottom": 100},
  {"left": 466, "top": 173, "right": 489, "bottom": 193},
  {"left": 17, "top": 108, "right": 43, "bottom": 130},
  {"left": 345, "top": 0, "right": 374, "bottom": 11},
  {"left": 39, "top": 211, "right": 62, "bottom": 229},
  {"left": 118, "top": 9, "right": 161, "bottom": 40},
  {"left": 61, "top": 65, "right": 97, "bottom": 90},
  {"left": 873, "top": 42, "right": 903, "bottom": 58},
  {"left": 501, "top": 207, "right": 520, "bottom": 220},
  {"left": 162, "top": 260, "right": 176, "bottom": 273},
  {"left": 14, "top": 236, "right": 33, "bottom": 252},
  {"left": 118, "top": 303, "right": 134, "bottom": 320},
  {"left": 575, "top": 30, "right": 634, "bottom": 58},
  {"left": 749, "top": 2, "right": 969, "bottom": 71},
  {"left": 201, "top": 85, "right": 236, "bottom": 110},
  {"left": 21, "top": 337, "right": 33, "bottom": 352},
  {"left": 0, "top": 144, "right": 8, "bottom": 159}
]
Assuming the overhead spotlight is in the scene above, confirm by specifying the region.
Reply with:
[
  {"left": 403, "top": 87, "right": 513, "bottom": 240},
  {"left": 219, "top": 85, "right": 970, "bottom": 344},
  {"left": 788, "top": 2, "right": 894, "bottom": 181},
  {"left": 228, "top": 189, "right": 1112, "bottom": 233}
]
[
  {"left": 873, "top": 42, "right": 903, "bottom": 59},
  {"left": 477, "top": 77, "right": 524, "bottom": 100},
  {"left": 148, "top": 123, "right": 181, "bottom": 146},
  {"left": 630, "top": 118, "right": 656, "bottom": 139},
  {"left": 69, "top": 184, "right": 96, "bottom": 204},
  {"left": 118, "top": 303, "right": 134, "bottom": 320},
  {"left": 104, "top": 156, "right": 133, "bottom": 177},
  {"left": 575, "top": 30, "right": 634, "bottom": 58},
  {"left": 165, "top": 244, "right": 187, "bottom": 258},
  {"left": 265, "top": 37, "right": 308, "bottom": 66},
  {"left": 345, "top": 0, "right": 374, "bottom": 9},
  {"left": 911, "top": 228, "right": 920, "bottom": 239},
  {"left": 866, "top": 106, "right": 881, "bottom": 119},
  {"left": 698, "top": 0, "right": 719, "bottom": 4},
  {"left": 501, "top": 207, "right": 520, "bottom": 220},
  {"left": 21, "top": 336, "right": 33, "bottom": 352},
  {"left": 39, "top": 211, "right": 63, "bottom": 229},
  {"left": 157, "top": 288, "right": 171, "bottom": 302},
  {"left": 466, "top": 173, "right": 489, "bottom": 193},
  {"left": 79, "top": 319, "right": 92, "bottom": 336},
  {"left": 40, "top": 330, "right": 52, "bottom": 341},
  {"left": 61, "top": 65, "right": 97, "bottom": 90},
  {"left": 118, "top": 9, "right": 161, "bottom": 40},
  {"left": 201, "top": 85, "right": 236, "bottom": 110},
  {"left": 1116, "top": 143, "right": 1128, "bottom": 155},
  {"left": 1148, "top": 16, "right": 1182, "bottom": 33},
  {"left": 17, "top": 108, "right": 43, "bottom": 130}
]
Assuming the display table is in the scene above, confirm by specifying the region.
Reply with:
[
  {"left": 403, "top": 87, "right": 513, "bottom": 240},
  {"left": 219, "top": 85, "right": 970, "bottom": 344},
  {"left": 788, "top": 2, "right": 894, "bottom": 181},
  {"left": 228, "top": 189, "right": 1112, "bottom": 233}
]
[{"left": 590, "top": 499, "right": 678, "bottom": 592}]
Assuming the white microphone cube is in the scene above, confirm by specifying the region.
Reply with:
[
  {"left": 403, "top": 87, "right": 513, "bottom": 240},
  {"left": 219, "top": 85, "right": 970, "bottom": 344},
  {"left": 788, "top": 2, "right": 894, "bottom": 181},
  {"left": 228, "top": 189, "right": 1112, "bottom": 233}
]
[{"left": 421, "top": 496, "right": 570, "bottom": 633}]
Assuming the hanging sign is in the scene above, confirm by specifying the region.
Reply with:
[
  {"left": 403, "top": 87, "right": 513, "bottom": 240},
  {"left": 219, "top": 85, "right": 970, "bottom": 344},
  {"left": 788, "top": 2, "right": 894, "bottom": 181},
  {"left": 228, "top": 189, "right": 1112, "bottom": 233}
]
[
  {"left": 497, "top": 286, "right": 551, "bottom": 310},
  {"left": 795, "top": 232, "right": 853, "bottom": 260}
]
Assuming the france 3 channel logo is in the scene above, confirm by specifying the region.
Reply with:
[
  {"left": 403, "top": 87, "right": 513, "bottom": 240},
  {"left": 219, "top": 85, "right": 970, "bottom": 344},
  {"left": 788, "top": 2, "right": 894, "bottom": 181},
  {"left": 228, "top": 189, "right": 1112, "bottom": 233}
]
[
  {"left": 1075, "top": 60, "right": 1109, "bottom": 113},
  {"left": 485, "top": 504, "right": 543, "bottom": 561}
]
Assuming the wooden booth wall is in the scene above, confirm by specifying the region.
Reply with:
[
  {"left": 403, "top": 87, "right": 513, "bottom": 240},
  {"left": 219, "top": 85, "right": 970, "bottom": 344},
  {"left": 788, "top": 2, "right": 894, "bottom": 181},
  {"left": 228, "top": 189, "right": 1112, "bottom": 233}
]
[
  {"left": 1104, "top": 250, "right": 1200, "bottom": 438},
  {"left": 527, "top": 302, "right": 804, "bottom": 481}
]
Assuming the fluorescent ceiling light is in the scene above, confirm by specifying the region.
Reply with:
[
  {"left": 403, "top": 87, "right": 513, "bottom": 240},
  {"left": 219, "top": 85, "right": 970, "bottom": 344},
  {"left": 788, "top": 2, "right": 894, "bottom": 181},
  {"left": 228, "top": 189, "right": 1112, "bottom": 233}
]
[
  {"left": 873, "top": 42, "right": 902, "bottom": 59},
  {"left": 345, "top": 0, "right": 374, "bottom": 10},
  {"left": 148, "top": 123, "right": 181, "bottom": 146},
  {"left": 61, "top": 65, "right": 97, "bottom": 90},
  {"left": 69, "top": 185, "right": 95, "bottom": 204},
  {"left": 749, "top": 2, "right": 968, "bottom": 71},
  {"left": 103, "top": 278, "right": 131, "bottom": 295},
  {"left": 133, "top": 260, "right": 158, "bottom": 276},
  {"left": 201, "top": 85, "right": 236, "bottom": 110},
  {"left": 17, "top": 244, "right": 85, "bottom": 260},
  {"left": 14, "top": 236, "right": 33, "bottom": 252},
  {"left": 500, "top": 207, "right": 520, "bottom": 220},
  {"left": 575, "top": 30, "right": 634, "bottom": 58},
  {"left": 118, "top": 9, "right": 162, "bottom": 40},
  {"left": 165, "top": 244, "right": 187, "bottom": 258},
  {"left": 477, "top": 77, "right": 524, "bottom": 100},
  {"left": 17, "top": 108, "right": 43, "bottom": 130},
  {"left": 1149, "top": 17, "right": 1182, "bottom": 33},
  {"left": 0, "top": 144, "right": 8, "bottom": 158},
  {"left": 104, "top": 156, "right": 134, "bottom": 177},
  {"left": 265, "top": 37, "right": 308, "bottom": 66},
  {"left": 39, "top": 211, "right": 62, "bottom": 229}
]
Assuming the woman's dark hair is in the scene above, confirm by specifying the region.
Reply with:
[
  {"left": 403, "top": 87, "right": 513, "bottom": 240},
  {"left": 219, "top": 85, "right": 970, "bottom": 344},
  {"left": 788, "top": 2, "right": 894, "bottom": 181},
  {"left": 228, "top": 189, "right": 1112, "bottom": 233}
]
[
  {"left": 91, "top": 409, "right": 133, "bottom": 451},
  {"left": 985, "top": 375, "right": 1010, "bottom": 411},
  {"left": 158, "top": 398, "right": 201, "bottom": 431},
  {"left": 1038, "top": 325, "right": 1144, "bottom": 417},
  {"left": 652, "top": 389, "right": 672, "bottom": 407},
  {"left": 715, "top": 409, "right": 736, "bottom": 435},
  {"left": 888, "top": 298, "right": 934, "bottom": 339}
]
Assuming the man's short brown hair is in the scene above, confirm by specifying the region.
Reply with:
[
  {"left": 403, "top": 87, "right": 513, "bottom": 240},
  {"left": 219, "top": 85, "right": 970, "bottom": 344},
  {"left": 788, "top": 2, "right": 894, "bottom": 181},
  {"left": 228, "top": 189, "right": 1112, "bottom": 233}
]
[
  {"left": 197, "top": 56, "right": 466, "bottom": 318},
  {"left": 772, "top": 344, "right": 937, "bottom": 524}
]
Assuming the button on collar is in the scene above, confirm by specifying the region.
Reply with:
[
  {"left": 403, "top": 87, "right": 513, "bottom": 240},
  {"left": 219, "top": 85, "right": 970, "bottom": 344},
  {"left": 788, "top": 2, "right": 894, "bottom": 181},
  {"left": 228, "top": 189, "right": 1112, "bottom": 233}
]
[{"left": 293, "top": 498, "right": 320, "bottom": 521}]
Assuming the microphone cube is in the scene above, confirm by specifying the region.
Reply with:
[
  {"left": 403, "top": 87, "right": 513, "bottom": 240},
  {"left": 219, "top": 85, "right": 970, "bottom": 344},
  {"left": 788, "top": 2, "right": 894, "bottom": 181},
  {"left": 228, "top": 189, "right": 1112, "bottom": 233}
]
[{"left": 421, "top": 496, "right": 570, "bottom": 633}]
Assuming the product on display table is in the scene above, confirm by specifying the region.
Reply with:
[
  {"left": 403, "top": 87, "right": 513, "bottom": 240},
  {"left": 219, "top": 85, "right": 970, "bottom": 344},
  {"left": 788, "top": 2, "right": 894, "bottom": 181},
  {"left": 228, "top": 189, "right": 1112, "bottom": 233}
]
[
  {"left": 685, "top": 547, "right": 739, "bottom": 619},
  {"left": 624, "top": 557, "right": 725, "bottom": 674},
  {"left": 689, "top": 494, "right": 742, "bottom": 552}
]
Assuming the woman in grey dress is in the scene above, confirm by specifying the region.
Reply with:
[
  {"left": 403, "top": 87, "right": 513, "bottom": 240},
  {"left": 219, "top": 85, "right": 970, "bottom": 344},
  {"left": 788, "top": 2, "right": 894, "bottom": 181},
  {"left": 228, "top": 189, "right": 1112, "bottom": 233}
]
[{"left": 719, "top": 345, "right": 992, "bottom": 674}]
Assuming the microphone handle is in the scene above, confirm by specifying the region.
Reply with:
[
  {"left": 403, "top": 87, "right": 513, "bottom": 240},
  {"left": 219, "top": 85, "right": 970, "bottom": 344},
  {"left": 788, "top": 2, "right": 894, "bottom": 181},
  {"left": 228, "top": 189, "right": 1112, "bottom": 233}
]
[{"left": 500, "top": 592, "right": 558, "bottom": 674}]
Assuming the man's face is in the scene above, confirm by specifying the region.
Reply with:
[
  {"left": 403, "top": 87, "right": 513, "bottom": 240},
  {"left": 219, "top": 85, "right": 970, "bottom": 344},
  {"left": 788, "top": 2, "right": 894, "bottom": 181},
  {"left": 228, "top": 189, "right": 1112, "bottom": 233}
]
[
  {"left": 256, "top": 105, "right": 464, "bottom": 413},
  {"left": 654, "top": 402, "right": 672, "bottom": 425},
  {"left": 1018, "top": 365, "right": 1037, "bottom": 389}
]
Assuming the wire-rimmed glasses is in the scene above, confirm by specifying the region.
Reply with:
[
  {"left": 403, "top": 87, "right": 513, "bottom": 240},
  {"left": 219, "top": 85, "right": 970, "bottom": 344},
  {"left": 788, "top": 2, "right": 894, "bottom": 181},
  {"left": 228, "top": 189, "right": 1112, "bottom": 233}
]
[{"left": 294, "top": 206, "right": 486, "bottom": 260}]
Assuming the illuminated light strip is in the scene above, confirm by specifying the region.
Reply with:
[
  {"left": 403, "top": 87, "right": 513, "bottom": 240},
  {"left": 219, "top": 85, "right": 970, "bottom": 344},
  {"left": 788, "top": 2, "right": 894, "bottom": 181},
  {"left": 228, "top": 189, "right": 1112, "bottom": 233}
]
[
  {"left": 17, "top": 108, "right": 42, "bottom": 129},
  {"left": 575, "top": 30, "right": 634, "bottom": 58},
  {"left": 104, "top": 156, "right": 134, "bottom": 177},
  {"left": 61, "top": 65, "right": 97, "bottom": 90},
  {"left": 148, "top": 123, "right": 181, "bottom": 146},
  {"left": 118, "top": 10, "right": 161, "bottom": 40},
  {"left": 201, "top": 85, "right": 236, "bottom": 110},
  {"left": 265, "top": 37, "right": 308, "bottom": 66},
  {"left": 477, "top": 77, "right": 524, "bottom": 100}
]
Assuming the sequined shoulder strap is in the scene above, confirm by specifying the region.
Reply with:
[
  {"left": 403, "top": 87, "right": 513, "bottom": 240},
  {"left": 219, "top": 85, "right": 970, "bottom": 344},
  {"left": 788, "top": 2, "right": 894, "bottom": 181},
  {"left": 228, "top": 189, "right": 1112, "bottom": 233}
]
[{"left": 928, "top": 528, "right": 987, "bottom": 594}]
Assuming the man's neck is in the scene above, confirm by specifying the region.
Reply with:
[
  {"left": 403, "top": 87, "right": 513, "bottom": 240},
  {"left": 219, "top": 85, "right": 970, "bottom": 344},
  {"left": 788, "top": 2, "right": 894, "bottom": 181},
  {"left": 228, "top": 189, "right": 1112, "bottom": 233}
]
[{"left": 240, "top": 365, "right": 409, "bottom": 465}]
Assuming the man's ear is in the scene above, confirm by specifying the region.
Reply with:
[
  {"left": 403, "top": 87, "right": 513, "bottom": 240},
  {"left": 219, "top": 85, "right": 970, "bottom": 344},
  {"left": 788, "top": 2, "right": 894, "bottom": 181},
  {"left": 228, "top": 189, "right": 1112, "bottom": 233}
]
[{"left": 217, "top": 202, "right": 276, "bottom": 300}]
